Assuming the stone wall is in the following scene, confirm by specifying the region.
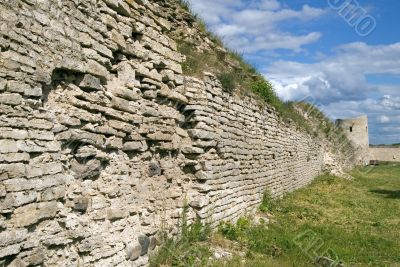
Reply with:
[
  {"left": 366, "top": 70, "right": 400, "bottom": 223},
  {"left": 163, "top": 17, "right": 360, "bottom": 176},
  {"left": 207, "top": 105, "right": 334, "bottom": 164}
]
[
  {"left": 369, "top": 147, "right": 400, "bottom": 162},
  {"left": 0, "top": 0, "right": 352, "bottom": 266}
]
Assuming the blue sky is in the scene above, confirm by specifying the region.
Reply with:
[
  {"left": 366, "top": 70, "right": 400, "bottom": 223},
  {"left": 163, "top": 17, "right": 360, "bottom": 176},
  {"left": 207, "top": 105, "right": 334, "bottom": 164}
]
[{"left": 187, "top": 0, "right": 400, "bottom": 144}]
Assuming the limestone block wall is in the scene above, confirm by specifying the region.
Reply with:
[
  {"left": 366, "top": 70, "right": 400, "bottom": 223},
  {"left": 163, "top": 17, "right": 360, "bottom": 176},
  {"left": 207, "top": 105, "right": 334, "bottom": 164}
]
[
  {"left": 183, "top": 76, "right": 325, "bottom": 223},
  {"left": 0, "top": 0, "right": 352, "bottom": 266},
  {"left": 369, "top": 147, "right": 400, "bottom": 162}
]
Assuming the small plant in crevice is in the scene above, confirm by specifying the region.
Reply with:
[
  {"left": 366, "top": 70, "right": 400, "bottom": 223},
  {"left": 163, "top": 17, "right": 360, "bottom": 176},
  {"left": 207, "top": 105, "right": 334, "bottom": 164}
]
[
  {"left": 259, "top": 190, "right": 279, "bottom": 213},
  {"left": 150, "top": 205, "right": 212, "bottom": 267},
  {"left": 217, "top": 72, "right": 237, "bottom": 93}
]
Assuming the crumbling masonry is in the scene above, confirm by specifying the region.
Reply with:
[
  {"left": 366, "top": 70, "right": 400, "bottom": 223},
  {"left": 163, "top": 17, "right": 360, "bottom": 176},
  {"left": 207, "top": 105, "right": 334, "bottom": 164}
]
[{"left": 0, "top": 0, "right": 354, "bottom": 266}]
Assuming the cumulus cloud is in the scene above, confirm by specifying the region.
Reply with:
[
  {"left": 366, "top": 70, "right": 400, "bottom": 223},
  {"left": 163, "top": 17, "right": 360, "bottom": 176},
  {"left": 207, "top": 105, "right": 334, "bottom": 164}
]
[
  {"left": 187, "top": 0, "right": 326, "bottom": 53},
  {"left": 266, "top": 42, "right": 400, "bottom": 103}
]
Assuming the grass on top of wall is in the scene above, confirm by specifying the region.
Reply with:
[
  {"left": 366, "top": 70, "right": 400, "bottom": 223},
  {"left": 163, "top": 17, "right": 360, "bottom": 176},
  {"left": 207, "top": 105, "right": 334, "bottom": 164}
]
[
  {"left": 173, "top": 1, "right": 344, "bottom": 137},
  {"left": 151, "top": 164, "right": 400, "bottom": 266}
]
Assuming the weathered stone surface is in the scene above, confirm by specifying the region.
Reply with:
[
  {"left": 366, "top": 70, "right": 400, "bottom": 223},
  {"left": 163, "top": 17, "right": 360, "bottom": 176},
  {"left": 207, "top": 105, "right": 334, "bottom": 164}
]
[
  {"left": 123, "top": 141, "right": 148, "bottom": 151},
  {"left": 0, "top": 163, "right": 26, "bottom": 180},
  {"left": 11, "top": 202, "right": 58, "bottom": 227},
  {"left": 0, "top": 139, "right": 19, "bottom": 153},
  {"left": 125, "top": 244, "right": 142, "bottom": 261},
  {"left": 0, "top": 0, "right": 355, "bottom": 266},
  {"left": 79, "top": 74, "right": 103, "bottom": 90},
  {"left": 0, "top": 94, "right": 22, "bottom": 105},
  {"left": 73, "top": 197, "right": 89, "bottom": 212},
  {"left": 107, "top": 208, "right": 128, "bottom": 220},
  {"left": 0, "top": 229, "right": 28, "bottom": 247},
  {"left": 138, "top": 235, "right": 150, "bottom": 256},
  {"left": 70, "top": 159, "right": 102, "bottom": 180},
  {"left": 148, "top": 160, "right": 161, "bottom": 177}
]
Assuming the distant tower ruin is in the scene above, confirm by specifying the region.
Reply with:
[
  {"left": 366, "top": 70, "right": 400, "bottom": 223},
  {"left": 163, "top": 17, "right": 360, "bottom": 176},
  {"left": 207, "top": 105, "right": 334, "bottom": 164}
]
[{"left": 335, "top": 115, "right": 369, "bottom": 165}]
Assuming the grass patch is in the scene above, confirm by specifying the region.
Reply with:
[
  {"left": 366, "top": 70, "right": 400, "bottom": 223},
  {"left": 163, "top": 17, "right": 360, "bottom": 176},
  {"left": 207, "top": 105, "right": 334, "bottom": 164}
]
[
  {"left": 153, "top": 165, "right": 400, "bottom": 266},
  {"left": 217, "top": 166, "right": 400, "bottom": 266},
  {"left": 150, "top": 205, "right": 212, "bottom": 267}
]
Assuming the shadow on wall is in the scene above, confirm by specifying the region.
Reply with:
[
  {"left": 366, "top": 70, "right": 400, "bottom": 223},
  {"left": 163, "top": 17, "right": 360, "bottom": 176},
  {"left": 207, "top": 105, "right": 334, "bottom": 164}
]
[{"left": 369, "top": 189, "right": 400, "bottom": 199}]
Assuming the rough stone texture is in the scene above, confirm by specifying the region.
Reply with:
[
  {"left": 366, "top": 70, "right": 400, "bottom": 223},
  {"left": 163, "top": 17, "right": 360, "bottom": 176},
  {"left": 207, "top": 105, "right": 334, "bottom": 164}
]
[{"left": 0, "top": 0, "right": 354, "bottom": 266}]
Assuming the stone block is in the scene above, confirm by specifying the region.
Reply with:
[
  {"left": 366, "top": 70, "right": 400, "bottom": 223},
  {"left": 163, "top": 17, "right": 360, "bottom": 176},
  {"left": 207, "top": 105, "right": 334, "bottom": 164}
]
[
  {"left": 138, "top": 235, "right": 150, "bottom": 256},
  {"left": 107, "top": 208, "right": 128, "bottom": 220},
  {"left": 70, "top": 159, "right": 102, "bottom": 180},
  {"left": 6, "top": 81, "right": 30, "bottom": 93},
  {"left": 86, "top": 59, "right": 109, "bottom": 81},
  {"left": 0, "top": 153, "right": 30, "bottom": 163},
  {"left": 112, "top": 86, "right": 141, "bottom": 101},
  {"left": 0, "top": 229, "right": 28, "bottom": 247},
  {"left": 148, "top": 160, "right": 161, "bottom": 177},
  {"left": 78, "top": 74, "right": 103, "bottom": 90},
  {"left": 11, "top": 201, "right": 58, "bottom": 227},
  {"left": 0, "top": 191, "right": 37, "bottom": 210},
  {"left": 16, "top": 140, "right": 60, "bottom": 153},
  {"left": 140, "top": 105, "right": 159, "bottom": 117},
  {"left": 0, "top": 244, "right": 20, "bottom": 258},
  {"left": 26, "top": 162, "right": 63, "bottom": 178},
  {"left": 181, "top": 146, "right": 204, "bottom": 154},
  {"left": 111, "top": 96, "right": 137, "bottom": 114},
  {"left": 57, "top": 129, "right": 105, "bottom": 148},
  {"left": 27, "top": 119, "right": 53, "bottom": 130},
  {"left": 78, "top": 236, "right": 103, "bottom": 253},
  {"left": 147, "top": 132, "right": 172, "bottom": 141},
  {"left": 125, "top": 244, "right": 142, "bottom": 261},
  {"left": 41, "top": 185, "right": 66, "bottom": 201},
  {"left": 105, "top": 136, "right": 123, "bottom": 149},
  {"left": 35, "top": 174, "right": 67, "bottom": 191},
  {"left": 24, "top": 86, "right": 42, "bottom": 97},
  {"left": 73, "top": 197, "right": 89, "bottom": 212},
  {"left": 195, "top": 171, "right": 214, "bottom": 181},
  {"left": 122, "top": 141, "right": 147, "bottom": 152},
  {"left": 0, "top": 79, "right": 5, "bottom": 91},
  {"left": 190, "top": 196, "right": 210, "bottom": 208},
  {"left": 0, "top": 163, "right": 26, "bottom": 180},
  {"left": 0, "top": 128, "right": 28, "bottom": 140},
  {"left": 0, "top": 93, "right": 22, "bottom": 105},
  {"left": 0, "top": 139, "right": 18, "bottom": 153}
]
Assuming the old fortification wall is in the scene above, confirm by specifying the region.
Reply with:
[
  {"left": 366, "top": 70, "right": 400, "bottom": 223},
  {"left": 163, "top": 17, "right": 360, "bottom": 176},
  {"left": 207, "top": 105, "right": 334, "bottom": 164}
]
[
  {"left": 0, "top": 0, "right": 353, "bottom": 266},
  {"left": 369, "top": 147, "right": 400, "bottom": 162}
]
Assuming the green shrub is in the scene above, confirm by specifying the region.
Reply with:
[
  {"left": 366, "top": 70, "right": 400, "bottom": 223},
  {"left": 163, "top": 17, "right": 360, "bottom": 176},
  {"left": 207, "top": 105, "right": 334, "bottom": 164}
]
[
  {"left": 250, "top": 79, "right": 276, "bottom": 104},
  {"left": 217, "top": 72, "right": 237, "bottom": 92},
  {"left": 177, "top": 0, "right": 190, "bottom": 11},
  {"left": 150, "top": 205, "right": 212, "bottom": 267},
  {"left": 259, "top": 190, "right": 279, "bottom": 213}
]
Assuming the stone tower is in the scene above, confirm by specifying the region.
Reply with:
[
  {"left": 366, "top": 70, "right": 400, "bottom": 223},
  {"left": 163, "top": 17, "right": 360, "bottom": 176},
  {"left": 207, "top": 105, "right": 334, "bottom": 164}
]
[{"left": 335, "top": 115, "right": 369, "bottom": 165}]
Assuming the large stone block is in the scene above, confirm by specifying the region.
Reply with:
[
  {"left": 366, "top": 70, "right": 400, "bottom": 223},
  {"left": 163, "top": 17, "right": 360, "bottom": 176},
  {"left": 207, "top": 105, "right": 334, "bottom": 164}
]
[
  {"left": 0, "top": 163, "right": 26, "bottom": 180},
  {"left": 122, "top": 141, "right": 148, "bottom": 152},
  {"left": 0, "top": 139, "right": 18, "bottom": 153},
  {"left": 11, "top": 201, "right": 58, "bottom": 227},
  {"left": 78, "top": 74, "right": 103, "bottom": 90},
  {"left": 0, "top": 93, "right": 22, "bottom": 106}
]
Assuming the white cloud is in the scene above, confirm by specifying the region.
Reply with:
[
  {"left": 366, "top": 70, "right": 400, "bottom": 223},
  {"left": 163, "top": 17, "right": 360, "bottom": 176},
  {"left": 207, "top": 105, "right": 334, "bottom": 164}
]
[
  {"left": 187, "top": 0, "right": 326, "bottom": 52},
  {"left": 266, "top": 42, "right": 400, "bottom": 103},
  {"left": 378, "top": 115, "right": 390, "bottom": 123}
]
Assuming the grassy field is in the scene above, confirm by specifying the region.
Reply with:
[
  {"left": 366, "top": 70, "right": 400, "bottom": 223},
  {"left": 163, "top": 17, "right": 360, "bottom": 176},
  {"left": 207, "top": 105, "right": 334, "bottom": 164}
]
[{"left": 151, "top": 164, "right": 400, "bottom": 267}]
